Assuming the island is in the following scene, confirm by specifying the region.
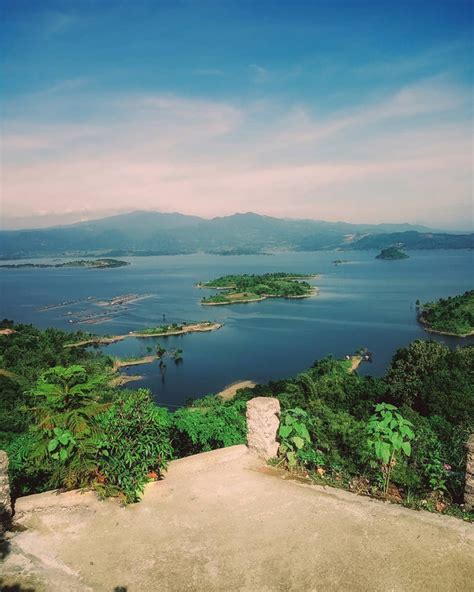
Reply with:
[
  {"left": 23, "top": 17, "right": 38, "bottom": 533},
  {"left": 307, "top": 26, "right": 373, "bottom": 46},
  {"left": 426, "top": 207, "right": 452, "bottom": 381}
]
[
  {"left": 198, "top": 272, "right": 318, "bottom": 305},
  {"left": 333, "top": 259, "right": 350, "bottom": 266},
  {"left": 418, "top": 290, "right": 474, "bottom": 337},
  {"left": 375, "top": 247, "right": 409, "bottom": 260},
  {"left": 0, "top": 258, "right": 129, "bottom": 269}
]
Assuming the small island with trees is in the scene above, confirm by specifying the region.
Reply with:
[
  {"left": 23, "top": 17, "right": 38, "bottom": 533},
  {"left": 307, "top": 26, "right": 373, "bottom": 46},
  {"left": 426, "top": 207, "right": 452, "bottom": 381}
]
[
  {"left": 376, "top": 247, "right": 409, "bottom": 260},
  {"left": 0, "top": 258, "right": 129, "bottom": 269},
  {"left": 418, "top": 290, "right": 474, "bottom": 337},
  {"left": 199, "top": 272, "right": 318, "bottom": 305}
]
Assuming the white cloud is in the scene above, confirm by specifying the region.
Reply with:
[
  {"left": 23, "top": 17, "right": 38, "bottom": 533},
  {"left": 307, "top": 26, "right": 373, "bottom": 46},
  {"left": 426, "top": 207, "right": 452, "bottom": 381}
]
[{"left": 1, "top": 80, "right": 472, "bottom": 229}]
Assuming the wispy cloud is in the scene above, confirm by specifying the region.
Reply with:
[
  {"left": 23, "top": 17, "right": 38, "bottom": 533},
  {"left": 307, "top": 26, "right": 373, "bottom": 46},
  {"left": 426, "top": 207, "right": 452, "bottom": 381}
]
[
  {"left": 248, "top": 63, "right": 269, "bottom": 83},
  {"left": 193, "top": 69, "right": 225, "bottom": 77}
]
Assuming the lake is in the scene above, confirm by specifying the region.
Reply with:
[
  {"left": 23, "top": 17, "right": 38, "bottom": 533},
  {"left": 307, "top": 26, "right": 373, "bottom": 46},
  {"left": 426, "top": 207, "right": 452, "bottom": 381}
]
[{"left": 0, "top": 250, "right": 472, "bottom": 407}]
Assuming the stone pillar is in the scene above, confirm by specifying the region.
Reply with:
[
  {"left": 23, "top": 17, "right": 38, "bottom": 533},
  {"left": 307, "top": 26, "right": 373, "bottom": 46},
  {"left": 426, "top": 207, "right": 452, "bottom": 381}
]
[
  {"left": 0, "top": 450, "right": 12, "bottom": 524},
  {"left": 246, "top": 397, "right": 280, "bottom": 461},
  {"left": 464, "top": 434, "right": 474, "bottom": 511}
]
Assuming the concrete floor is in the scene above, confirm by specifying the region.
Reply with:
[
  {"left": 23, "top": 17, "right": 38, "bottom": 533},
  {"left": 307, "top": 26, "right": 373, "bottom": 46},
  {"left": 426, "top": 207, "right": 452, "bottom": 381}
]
[{"left": 2, "top": 445, "right": 473, "bottom": 591}]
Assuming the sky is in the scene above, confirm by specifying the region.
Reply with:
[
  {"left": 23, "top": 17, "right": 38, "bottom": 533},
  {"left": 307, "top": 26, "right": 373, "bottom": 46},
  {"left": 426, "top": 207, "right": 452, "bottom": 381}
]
[{"left": 1, "top": 0, "right": 473, "bottom": 230}]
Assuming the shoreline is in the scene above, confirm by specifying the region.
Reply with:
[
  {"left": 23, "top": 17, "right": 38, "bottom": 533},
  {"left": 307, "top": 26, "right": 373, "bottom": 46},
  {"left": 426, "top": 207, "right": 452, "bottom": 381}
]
[
  {"left": 418, "top": 315, "right": 474, "bottom": 338},
  {"left": 112, "top": 356, "right": 156, "bottom": 371},
  {"left": 109, "top": 373, "right": 145, "bottom": 387},
  {"left": 217, "top": 380, "right": 257, "bottom": 401},
  {"left": 201, "top": 287, "right": 318, "bottom": 306},
  {"left": 65, "top": 322, "right": 223, "bottom": 348}
]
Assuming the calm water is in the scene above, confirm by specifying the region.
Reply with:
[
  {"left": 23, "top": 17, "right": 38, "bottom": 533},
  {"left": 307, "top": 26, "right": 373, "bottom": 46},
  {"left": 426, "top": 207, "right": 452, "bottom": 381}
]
[{"left": 1, "top": 251, "right": 473, "bottom": 407}]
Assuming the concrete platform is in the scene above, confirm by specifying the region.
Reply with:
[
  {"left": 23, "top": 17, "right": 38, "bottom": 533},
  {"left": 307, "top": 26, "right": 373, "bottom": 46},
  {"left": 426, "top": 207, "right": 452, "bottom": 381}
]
[{"left": 2, "top": 445, "right": 473, "bottom": 591}]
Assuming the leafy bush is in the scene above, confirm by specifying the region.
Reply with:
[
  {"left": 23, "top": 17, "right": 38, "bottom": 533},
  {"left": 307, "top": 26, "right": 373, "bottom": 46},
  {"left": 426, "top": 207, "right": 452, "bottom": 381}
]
[
  {"left": 97, "top": 389, "right": 173, "bottom": 503},
  {"left": 366, "top": 403, "right": 414, "bottom": 497},
  {"left": 172, "top": 397, "right": 246, "bottom": 457},
  {"left": 26, "top": 365, "right": 110, "bottom": 491},
  {"left": 278, "top": 407, "right": 312, "bottom": 467}
]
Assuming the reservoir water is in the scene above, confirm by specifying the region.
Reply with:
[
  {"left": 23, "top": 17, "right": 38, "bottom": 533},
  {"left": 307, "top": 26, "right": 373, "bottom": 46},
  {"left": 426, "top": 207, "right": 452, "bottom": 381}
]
[{"left": 1, "top": 250, "right": 472, "bottom": 407}]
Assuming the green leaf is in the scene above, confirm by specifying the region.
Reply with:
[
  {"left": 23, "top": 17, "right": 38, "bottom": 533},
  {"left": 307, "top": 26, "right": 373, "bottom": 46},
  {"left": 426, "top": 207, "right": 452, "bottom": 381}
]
[
  {"left": 292, "top": 436, "right": 305, "bottom": 450},
  {"left": 279, "top": 425, "right": 292, "bottom": 438},
  {"left": 391, "top": 433, "right": 402, "bottom": 450},
  {"left": 59, "top": 433, "right": 70, "bottom": 445},
  {"left": 59, "top": 448, "right": 68, "bottom": 461},
  {"left": 380, "top": 442, "right": 391, "bottom": 465},
  {"left": 48, "top": 439, "right": 58, "bottom": 452},
  {"left": 287, "top": 451, "right": 297, "bottom": 466},
  {"left": 401, "top": 441, "right": 412, "bottom": 457}
]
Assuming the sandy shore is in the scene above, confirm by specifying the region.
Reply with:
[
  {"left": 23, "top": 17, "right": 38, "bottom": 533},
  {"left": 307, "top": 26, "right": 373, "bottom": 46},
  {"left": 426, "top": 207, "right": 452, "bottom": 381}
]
[
  {"left": 348, "top": 356, "right": 363, "bottom": 373},
  {"left": 112, "top": 355, "right": 156, "bottom": 371},
  {"left": 217, "top": 380, "right": 257, "bottom": 401},
  {"left": 202, "top": 288, "right": 318, "bottom": 306},
  {"left": 202, "top": 297, "right": 266, "bottom": 306}
]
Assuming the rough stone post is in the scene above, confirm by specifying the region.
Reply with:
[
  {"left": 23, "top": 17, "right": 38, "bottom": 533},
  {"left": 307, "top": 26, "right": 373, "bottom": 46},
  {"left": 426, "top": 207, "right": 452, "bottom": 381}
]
[
  {"left": 246, "top": 397, "right": 280, "bottom": 461},
  {"left": 0, "top": 450, "right": 12, "bottom": 524},
  {"left": 464, "top": 434, "right": 474, "bottom": 511}
]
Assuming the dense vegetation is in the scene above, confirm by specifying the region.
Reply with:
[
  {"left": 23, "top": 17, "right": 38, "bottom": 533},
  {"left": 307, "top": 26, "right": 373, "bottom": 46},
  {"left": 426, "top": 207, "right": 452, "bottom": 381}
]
[
  {"left": 0, "top": 258, "right": 129, "bottom": 269},
  {"left": 419, "top": 291, "right": 474, "bottom": 336},
  {"left": 232, "top": 341, "right": 473, "bottom": 516},
  {"left": 0, "top": 321, "right": 245, "bottom": 502},
  {"left": 376, "top": 247, "right": 409, "bottom": 260},
  {"left": 1, "top": 320, "right": 472, "bottom": 518},
  {"left": 200, "top": 272, "right": 315, "bottom": 304}
]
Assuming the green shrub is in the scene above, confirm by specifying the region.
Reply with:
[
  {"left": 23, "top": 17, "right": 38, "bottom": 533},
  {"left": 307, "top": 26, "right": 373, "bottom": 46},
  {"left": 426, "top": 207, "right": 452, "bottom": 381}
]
[
  {"left": 278, "top": 407, "right": 312, "bottom": 467},
  {"left": 97, "top": 389, "right": 173, "bottom": 503},
  {"left": 172, "top": 397, "right": 246, "bottom": 456},
  {"left": 306, "top": 399, "right": 370, "bottom": 475},
  {"left": 366, "top": 403, "right": 415, "bottom": 497}
]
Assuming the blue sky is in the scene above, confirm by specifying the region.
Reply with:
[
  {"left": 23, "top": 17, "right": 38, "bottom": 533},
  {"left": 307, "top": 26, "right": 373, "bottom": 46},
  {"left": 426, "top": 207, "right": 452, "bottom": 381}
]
[{"left": 1, "top": 0, "right": 473, "bottom": 229}]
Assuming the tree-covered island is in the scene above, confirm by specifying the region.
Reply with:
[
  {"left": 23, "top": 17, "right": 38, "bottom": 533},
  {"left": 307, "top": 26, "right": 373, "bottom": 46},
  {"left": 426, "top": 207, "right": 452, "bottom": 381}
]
[
  {"left": 376, "top": 247, "right": 409, "bottom": 260},
  {"left": 418, "top": 290, "right": 474, "bottom": 337},
  {"left": 198, "top": 272, "right": 318, "bottom": 305},
  {"left": 0, "top": 258, "right": 129, "bottom": 269}
]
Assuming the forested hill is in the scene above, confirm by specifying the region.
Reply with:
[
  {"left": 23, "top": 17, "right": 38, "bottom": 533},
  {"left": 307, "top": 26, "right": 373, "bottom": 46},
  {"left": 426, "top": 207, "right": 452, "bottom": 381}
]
[{"left": 0, "top": 211, "right": 472, "bottom": 259}]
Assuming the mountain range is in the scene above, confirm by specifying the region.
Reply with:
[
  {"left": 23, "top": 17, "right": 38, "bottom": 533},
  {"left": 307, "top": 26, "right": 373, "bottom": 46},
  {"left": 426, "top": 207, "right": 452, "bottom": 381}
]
[{"left": 0, "top": 211, "right": 472, "bottom": 259}]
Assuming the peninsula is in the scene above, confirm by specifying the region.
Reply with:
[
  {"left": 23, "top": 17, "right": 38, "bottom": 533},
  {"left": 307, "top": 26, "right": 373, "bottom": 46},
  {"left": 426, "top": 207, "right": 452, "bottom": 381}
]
[
  {"left": 199, "top": 272, "right": 318, "bottom": 305},
  {"left": 0, "top": 258, "right": 129, "bottom": 269},
  {"left": 65, "top": 321, "right": 223, "bottom": 348},
  {"left": 376, "top": 247, "right": 409, "bottom": 260},
  {"left": 418, "top": 290, "right": 474, "bottom": 337}
]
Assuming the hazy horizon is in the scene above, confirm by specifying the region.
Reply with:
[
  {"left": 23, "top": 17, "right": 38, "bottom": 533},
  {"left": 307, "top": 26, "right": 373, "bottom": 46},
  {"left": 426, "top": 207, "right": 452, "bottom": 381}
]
[
  {"left": 0, "top": 207, "right": 468, "bottom": 233},
  {"left": 1, "top": 1, "right": 473, "bottom": 231}
]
